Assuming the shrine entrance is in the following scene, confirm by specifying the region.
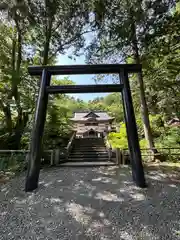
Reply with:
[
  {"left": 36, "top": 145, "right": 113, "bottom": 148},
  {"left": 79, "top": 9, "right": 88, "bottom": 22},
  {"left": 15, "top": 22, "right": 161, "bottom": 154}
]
[
  {"left": 25, "top": 64, "right": 147, "bottom": 192},
  {"left": 84, "top": 129, "right": 98, "bottom": 138}
]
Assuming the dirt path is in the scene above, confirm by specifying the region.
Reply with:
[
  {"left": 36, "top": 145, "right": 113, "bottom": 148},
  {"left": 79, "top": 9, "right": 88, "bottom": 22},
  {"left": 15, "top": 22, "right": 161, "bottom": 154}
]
[{"left": 1, "top": 165, "right": 180, "bottom": 239}]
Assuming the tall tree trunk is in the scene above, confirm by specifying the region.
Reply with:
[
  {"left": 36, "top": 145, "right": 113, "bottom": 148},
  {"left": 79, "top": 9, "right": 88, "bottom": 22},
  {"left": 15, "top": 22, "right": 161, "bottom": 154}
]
[
  {"left": 16, "top": 28, "right": 22, "bottom": 74},
  {"left": 43, "top": 36, "right": 51, "bottom": 65},
  {"left": 12, "top": 112, "right": 29, "bottom": 149},
  {"left": 3, "top": 29, "right": 17, "bottom": 133},
  {"left": 43, "top": 19, "right": 52, "bottom": 65},
  {"left": 12, "top": 31, "right": 16, "bottom": 72},
  {"left": 131, "top": 22, "right": 156, "bottom": 155},
  {"left": 13, "top": 21, "right": 22, "bottom": 108},
  {"left": 10, "top": 21, "right": 29, "bottom": 150},
  {"left": 0, "top": 101, "right": 12, "bottom": 132}
]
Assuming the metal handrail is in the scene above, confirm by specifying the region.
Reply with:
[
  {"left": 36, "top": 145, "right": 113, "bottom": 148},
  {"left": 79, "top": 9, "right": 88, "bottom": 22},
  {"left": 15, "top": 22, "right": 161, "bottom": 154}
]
[
  {"left": 104, "top": 135, "right": 112, "bottom": 161},
  {"left": 66, "top": 131, "right": 76, "bottom": 159}
]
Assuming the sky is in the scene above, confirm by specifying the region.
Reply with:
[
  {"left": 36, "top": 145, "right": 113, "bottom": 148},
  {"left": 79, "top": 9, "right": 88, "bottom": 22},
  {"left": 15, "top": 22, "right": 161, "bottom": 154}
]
[{"left": 57, "top": 54, "right": 109, "bottom": 102}]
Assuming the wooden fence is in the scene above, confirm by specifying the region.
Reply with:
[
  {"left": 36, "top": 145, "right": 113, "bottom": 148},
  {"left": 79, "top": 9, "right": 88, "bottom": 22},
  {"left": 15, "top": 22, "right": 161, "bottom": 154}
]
[
  {"left": 0, "top": 149, "right": 65, "bottom": 172},
  {"left": 0, "top": 147, "right": 179, "bottom": 171},
  {"left": 115, "top": 147, "right": 180, "bottom": 165}
]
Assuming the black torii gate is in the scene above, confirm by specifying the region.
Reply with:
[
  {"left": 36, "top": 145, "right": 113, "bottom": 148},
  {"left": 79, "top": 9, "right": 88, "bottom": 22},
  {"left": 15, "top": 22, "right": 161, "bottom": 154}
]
[{"left": 25, "top": 64, "right": 147, "bottom": 192}]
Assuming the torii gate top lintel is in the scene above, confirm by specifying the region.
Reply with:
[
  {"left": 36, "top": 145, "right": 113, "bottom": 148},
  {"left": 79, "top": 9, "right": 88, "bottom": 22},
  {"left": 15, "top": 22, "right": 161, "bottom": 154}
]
[{"left": 28, "top": 64, "right": 142, "bottom": 76}]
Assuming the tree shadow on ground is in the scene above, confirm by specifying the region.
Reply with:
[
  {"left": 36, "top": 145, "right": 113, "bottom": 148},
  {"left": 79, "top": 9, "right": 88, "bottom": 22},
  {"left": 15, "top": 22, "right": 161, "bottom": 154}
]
[{"left": 1, "top": 165, "right": 180, "bottom": 239}]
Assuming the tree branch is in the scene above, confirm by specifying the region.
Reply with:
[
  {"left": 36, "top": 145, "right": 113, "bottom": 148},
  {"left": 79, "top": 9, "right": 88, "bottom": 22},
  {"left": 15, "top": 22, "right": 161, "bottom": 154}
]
[{"left": 49, "top": 30, "right": 94, "bottom": 61}]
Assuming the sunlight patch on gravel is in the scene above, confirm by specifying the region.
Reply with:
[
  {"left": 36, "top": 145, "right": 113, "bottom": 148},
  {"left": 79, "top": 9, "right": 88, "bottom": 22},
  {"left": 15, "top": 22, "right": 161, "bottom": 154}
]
[{"left": 1, "top": 166, "right": 180, "bottom": 239}]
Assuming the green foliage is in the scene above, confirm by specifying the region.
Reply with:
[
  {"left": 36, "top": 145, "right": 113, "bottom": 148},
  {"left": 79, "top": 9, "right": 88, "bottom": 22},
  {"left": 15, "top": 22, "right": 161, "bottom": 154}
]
[
  {"left": 136, "top": 114, "right": 165, "bottom": 139},
  {"left": 108, "top": 123, "right": 148, "bottom": 150},
  {"left": 143, "top": 13, "right": 180, "bottom": 119},
  {"left": 87, "top": 0, "right": 178, "bottom": 152},
  {"left": 0, "top": 0, "right": 179, "bottom": 168},
  {"left": 44, "top": 102, "right": 72, "bottom": 149},
  {"left": 20, "top": 133, "right": 30, "bottom": 149},
  {"left": 156, "top": 127, "right": 180, "bottom": 149},
  {"left": 27, "top": 0, "right": 89, "bottom": 64},
  {"left": 0, "top": 152, "right": 26, "bottom": 172},
  {"left": 87, "top": 0, "right": 175, "bottom": 63},
  {"left": 0, "top": 0, "right": 91, "bottom": 150},
  {"left": 139, "top": 139, "right": 148, "bottom": 149},
  {"left": 108, "top": 123, "right": 128, "bottom": 149},
  {"left": 42, "top": 78, "right": 77, "bottom": 149},
  {"left": 87, "top": 93, "right": 124, "bottom": 123},
  {"left": 0, "top": 21, "right": 37, "bottom": 149}
]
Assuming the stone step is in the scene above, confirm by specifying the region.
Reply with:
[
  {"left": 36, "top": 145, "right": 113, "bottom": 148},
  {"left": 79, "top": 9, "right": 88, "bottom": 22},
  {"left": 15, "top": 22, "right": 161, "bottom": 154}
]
[
  {"left": 74, "top": 140, "right": 104, "bottom": 143},
  {"left": 74, "top": 141, "right": 104, "bottom": 144},
  {"left": 74, "top": 140, "right": 104, "bottom": 142},
  {"left": 69, "top": 155, "right": 108, "bottom": 158},
  {"left": 72, "top": 150, "right": 107, "bottom": 154},
  {"left": 68, "top": 157, "right": 109, "bottom": 161},
  {"left": 74, "top": 148, "right": 105, "bottom": 150},
  {"left": 71, "top": 150, "right": 108, "bottom": 154},
  {"left": 74, "top": 143, "right": 105, "bottom": 145},
  {"left": 75, "top": 143, "right": 105, "bottom": 145},
  {"left": 73, "top": 144, "right": 105, "bottom": 147},
  {"left": 74, "top": 146, "right": 105, "bottom": 148},
  {"left": 73, "top": 147, "right": 106, "bottom": 149},
  {"left": 72, "top": 151, "right": 107, "bottom": 154},
  {"left": 70, "top": 152, "right": 108, "bottom": 156},
  {"left": 59, "top": 161, "right": 116, "bottom": 167},
  {"left": 68, "top": 156, "right": 108, "bottom": 160},
  {"left": 75, "top": 139, "right": 104, "bottom": 141}
]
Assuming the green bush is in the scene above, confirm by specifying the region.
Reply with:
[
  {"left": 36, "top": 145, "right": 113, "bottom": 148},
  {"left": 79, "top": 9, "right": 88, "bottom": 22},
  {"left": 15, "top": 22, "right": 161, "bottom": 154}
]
[
  {"left": 0, "top": 153, "right": 26, "bottom": 172},
  {"left": 108, "top": 123, "right": 128, "bottom": 149}
]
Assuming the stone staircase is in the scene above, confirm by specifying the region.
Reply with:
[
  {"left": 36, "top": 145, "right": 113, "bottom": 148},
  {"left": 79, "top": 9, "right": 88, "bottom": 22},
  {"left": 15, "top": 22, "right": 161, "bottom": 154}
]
[{"left": 61, "top": 138, "right": 116, "bottom": 167}]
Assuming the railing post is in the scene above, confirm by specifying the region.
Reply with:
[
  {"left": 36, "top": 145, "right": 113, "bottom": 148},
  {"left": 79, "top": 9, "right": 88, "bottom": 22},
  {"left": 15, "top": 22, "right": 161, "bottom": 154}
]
[
  {"left": 25, "top": 69, "right": 51, "bottom": 192},
  {"left": 122, "top": 150, "right": 125, "bottom": 165},
  {"left": 120, "top": 70, "right": 146, "bottom": 188},
  {"left": 149, "top": 148, "right": 152, "bottom": 161},
  {"left": 116, "top": 149, "right": 118, "bottom": 164},
  {"left": 116, "top": 148, "right": 120, "bottom": 165},
  {"left": 119, "top": 149, "right": 121, "bottom": 165},
  {"left": 169, "top": 148, "right": 172, "bottom": 162},
  {"left": 54, "top": 149, "right": 60, "bottom": 165},
  {"left": 50, "top": 150, "right": 54, "bottom": 166}
]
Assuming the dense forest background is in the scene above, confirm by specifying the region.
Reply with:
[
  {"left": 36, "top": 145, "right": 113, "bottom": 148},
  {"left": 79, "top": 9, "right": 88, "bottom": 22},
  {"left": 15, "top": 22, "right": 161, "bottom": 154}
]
[{"left": 0, "top": 0, "right": 179, "bottom": 161}]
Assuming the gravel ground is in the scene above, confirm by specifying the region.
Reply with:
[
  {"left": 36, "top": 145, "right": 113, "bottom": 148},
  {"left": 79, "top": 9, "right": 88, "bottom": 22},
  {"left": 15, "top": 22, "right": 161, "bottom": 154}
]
[{"left": 1, "top": 165, "right": 180, "bottom": 240}]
